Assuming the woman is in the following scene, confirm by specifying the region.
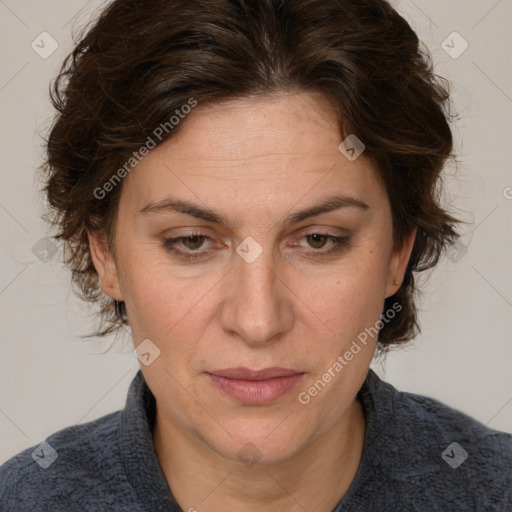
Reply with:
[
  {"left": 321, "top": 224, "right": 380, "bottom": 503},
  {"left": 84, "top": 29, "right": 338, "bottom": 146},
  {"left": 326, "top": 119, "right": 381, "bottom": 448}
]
[{"left": 1, "top": 0, "right": 511, "bottom": 510}]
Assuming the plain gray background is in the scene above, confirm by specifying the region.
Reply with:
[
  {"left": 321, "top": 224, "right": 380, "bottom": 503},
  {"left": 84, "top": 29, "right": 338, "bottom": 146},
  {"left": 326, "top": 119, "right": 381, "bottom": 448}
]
[{"left": 1, "top": 0, "right": 511, "bottom": 464}]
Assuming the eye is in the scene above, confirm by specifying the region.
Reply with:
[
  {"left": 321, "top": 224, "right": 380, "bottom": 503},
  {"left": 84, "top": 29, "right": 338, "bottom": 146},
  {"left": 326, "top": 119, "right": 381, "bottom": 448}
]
[
  {"left": 298, "top": 233, "right": 351, "bottom": 256},
  {"left": 162, "top": 233, "right": 218, "bottom": 260},
  {"left": 178, "top": 235, "right": 207, "bottom": 250},
  {"left": 306, "top": 233, "right": 330, "bottom": 249},
  {"left": 162, "top": 231, "right": 351, "bottom": 262}
]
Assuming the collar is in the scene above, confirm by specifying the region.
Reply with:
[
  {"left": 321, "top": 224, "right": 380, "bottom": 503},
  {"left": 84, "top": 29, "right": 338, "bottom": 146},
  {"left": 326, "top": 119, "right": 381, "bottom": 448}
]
[{"left": 119, "top": 370, "right": 181, "bottom": 511}]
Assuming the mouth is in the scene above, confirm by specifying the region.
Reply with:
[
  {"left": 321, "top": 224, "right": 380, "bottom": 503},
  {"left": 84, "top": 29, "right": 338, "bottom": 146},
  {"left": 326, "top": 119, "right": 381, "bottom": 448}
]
[{"left": 206, "top": 367, "right": 305, "bottom": 405}]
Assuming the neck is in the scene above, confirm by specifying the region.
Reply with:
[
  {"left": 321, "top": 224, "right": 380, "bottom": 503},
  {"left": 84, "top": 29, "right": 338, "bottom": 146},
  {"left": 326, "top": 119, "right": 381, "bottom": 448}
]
[{"left": 153, "top": 399, "right": 366, "bottom": 512}]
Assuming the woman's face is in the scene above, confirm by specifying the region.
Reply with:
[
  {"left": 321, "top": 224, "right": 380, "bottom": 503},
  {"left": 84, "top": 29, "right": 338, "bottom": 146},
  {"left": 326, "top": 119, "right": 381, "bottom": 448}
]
[{"left": 90, "top": 92, "right": 414, "bottom": 464}]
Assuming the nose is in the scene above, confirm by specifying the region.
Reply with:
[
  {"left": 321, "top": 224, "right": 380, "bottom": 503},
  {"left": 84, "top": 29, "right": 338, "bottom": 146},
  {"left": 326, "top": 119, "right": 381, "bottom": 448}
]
[{"left": 219, "top": 244, "right": 294, "bottom": 346}]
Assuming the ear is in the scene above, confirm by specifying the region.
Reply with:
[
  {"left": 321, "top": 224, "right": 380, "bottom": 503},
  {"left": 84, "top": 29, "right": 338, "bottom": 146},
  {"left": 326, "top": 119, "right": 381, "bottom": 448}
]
[
  {"left": 87, "top": 230, "right": 124, "bottom": 301},
  {"left": 385, "top": 227, "right": 417, "bottom": 298}
]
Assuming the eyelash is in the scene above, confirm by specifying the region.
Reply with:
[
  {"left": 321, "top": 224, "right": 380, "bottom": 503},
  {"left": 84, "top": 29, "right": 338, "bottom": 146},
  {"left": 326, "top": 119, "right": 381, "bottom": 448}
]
[{"left": 162, "top": 232, "right": 351, "bottom": 260}]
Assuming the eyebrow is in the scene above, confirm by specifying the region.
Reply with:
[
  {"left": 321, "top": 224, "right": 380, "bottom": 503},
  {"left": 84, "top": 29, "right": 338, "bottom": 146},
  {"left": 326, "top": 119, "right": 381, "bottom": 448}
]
[{"left": 138, "top": 194, "right": 369, "bottom": 226}]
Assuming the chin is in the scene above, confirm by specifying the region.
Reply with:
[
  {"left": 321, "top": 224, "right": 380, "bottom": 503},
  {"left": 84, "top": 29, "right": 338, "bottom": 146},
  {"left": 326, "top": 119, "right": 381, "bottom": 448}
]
[{"left": 204, "top": 420, "right": 309, "bottom": 466}]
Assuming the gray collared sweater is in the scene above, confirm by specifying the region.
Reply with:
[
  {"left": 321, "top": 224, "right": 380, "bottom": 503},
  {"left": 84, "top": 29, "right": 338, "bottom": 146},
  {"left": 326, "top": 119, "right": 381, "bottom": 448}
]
[{"left": 1, "top": 369, "right": 511, "bottom": 511}]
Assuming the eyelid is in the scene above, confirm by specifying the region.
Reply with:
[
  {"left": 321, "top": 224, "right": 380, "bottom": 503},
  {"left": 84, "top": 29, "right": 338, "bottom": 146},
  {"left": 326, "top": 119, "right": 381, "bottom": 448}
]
[
  {"left": 161, "top": 228, "right": 351, "bottom": 261},
  {"left": 162, "top": 226, "right": 348, "bottom": 245},
  {"left": 299, "top": 226, "right": 350, "bottom": 237},
  {"left": 163, "top": 231, "right": 220, "bottom": 249}
]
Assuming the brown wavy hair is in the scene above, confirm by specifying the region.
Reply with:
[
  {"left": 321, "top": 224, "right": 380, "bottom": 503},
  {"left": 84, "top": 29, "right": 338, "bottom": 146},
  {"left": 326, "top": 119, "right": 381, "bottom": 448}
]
[{"left": 41, "top": 0, "right": 462, "bottom": 347}]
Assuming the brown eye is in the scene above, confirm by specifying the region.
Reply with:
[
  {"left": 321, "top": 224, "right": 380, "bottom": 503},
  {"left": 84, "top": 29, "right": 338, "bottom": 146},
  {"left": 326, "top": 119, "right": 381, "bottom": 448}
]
[
  {"left": 162, "top": 233, "right": 220, "bottom": 261},
  {"left": 181, "top": 235, "right": 207, "bottom": 250},
  {"left": 306, "top": 234, "right": 329, "bottom": 249},
  {"left": 294, "top": 233, "right": 351, "bottom": 257}
]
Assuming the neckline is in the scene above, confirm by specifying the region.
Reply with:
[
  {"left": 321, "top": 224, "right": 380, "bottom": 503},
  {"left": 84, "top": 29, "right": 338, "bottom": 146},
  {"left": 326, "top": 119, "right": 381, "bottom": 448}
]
[
  {"left": 119, "top": 368, "right": 389, "bottom": 511},
  {"left": 119, "top": 371, "right": 181, "bottom": 511}
]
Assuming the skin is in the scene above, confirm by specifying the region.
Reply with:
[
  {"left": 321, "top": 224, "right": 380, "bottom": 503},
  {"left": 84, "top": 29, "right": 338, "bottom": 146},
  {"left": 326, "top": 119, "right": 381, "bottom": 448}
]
[{"left": 89, "top": 92, "right": 416, "bottom": 511}]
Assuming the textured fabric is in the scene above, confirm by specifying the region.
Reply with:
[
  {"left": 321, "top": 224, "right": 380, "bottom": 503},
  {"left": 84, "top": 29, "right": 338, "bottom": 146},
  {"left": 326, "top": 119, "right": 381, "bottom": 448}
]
[{"left": 1, "top": 368, "right": 511, "bottom": 511}]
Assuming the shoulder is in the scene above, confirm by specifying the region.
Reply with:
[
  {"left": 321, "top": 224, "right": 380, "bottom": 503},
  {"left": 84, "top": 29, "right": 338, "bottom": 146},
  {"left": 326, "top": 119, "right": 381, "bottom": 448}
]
[
  {"left": 0, "top": 411, "right": 122, "bottom": 511},
  {"left": 392, "top": 381, "right": 512, "bottom": 460},
  {"left": 365, "top": 373, "right": 512, "bottom": 509}
]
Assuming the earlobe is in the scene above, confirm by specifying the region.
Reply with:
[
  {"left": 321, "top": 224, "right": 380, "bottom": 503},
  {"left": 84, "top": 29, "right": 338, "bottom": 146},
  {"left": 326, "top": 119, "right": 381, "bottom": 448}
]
[
  {"left": 87, "top": 230, "right": 124, "bottom": 301},
  {"left": 385, "top": 228, "right": 417, "bottom": 298}
]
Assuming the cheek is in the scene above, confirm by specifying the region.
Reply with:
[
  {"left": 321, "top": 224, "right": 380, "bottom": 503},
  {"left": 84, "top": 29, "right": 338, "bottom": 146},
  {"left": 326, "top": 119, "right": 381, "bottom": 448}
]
[
  {"left": 117, "top": 247, "right": 223, "bottom": 347},
  {"left": 117, "top": 227, "right": 391, "bottom": 350},
  {"left": 115, "top": 246, "right": 181, "bottom": 334},
  {"left": 295, "top": 247, "right": 390, "bottom": 340}
]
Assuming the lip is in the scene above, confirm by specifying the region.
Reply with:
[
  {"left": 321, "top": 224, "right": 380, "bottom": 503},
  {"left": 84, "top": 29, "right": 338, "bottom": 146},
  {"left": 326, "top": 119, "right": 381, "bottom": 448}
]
[
  {"left": 207, "top": 367, "right": 305, "bottom": 405},
  {"left": 209, "top": 367, "right": 302, "bottom": 380}
]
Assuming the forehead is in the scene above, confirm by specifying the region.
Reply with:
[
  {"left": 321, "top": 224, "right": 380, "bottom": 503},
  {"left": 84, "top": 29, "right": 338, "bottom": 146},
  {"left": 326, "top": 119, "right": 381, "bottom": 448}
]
[
  {"left": 150, "top": 93, "right": 343, "bottom": 167},
  {"left": 120, "top": 92, "right": 387, "bottom": 214}
]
